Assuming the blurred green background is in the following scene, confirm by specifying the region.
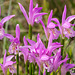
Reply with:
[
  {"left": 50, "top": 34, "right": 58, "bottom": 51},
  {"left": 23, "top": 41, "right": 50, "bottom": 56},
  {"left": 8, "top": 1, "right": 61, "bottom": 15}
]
[{"left": 0, "top": 0, "right": 75, "bottom": 75}]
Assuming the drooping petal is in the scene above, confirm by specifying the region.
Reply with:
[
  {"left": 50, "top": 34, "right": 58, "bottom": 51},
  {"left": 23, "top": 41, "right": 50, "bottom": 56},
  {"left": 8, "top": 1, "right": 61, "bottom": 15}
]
[
  {"left": 1, "top": 15, "right": 15, "bottom": 25},
  {"left": 47, "top": 10, "right": 53, "bottom": 25},
  {"left": 4, "top": 61, "right": 16, "bottom": 68},
  {"left": 51, "top": 18, "right": 60, "bottom": 25},
  {"left": 39, "top": 20, "right": 48, "bottom": 39},
  {"left": 16, "top": 24, "right": 20, "bottom": 40},
  {"left": 6, "top": 55, "right": 14, "bottom": 62},
  {"left": 4, "top": 33, "right": 14, "bottom": 40},
  {"left": 62, "top": 5, "right": 66, "bottom": 24},
  {"left": 33, "top": 13, "right": 47, "bottom": 21},
  {"left": 18, "top": 3, "right": 29, "bottom": 23},
  {"left": 58, "top": 57, "right": 69, "bottom": 66},
  {"left": 66, "top": 15, "right": 75, "bottom": 22}
]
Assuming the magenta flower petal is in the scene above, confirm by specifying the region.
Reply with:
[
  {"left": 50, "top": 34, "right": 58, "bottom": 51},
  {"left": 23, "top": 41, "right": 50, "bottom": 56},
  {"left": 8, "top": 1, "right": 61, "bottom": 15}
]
[
  {"left": 63, "top": 27, "right": 75, "bottom": 39},
  {"left": 18, "top": 3, "right": 29, "bottom": 24},
  {"left": 59, "top": 56, "right": 69, "bottom": 66},
  {"left": 35, "top": 4, "right": 38, "bottom": 8},
  {"left": 37, "top": 33, "right": 41, "bottom": 41},
  {"left": 33, "top": 7, "right": 43, "bottom": 14},
  {"left": 0, "top": 7, "right": 1, "bottom": 16},
  {"left": 41, "top": 55, "right": 49, "bottom": 61},
  {"left": 1, "top": 15, "right": 15, "bottom": 25},
  {"left": 23, "top": 36, "right": 28, "bottom": 45},
  {"left": 16, "top": 24, "right": 20, "bottom": 40},
  {"left": 6, "top": 55, "right": 14, "bottom": 62},
  {"left": 9, "top": 66, "right": 16, "bottom": 74},
  {"left": 7, "top": 24, "right": 20, "bottom": 54},
  {"left": 4, "top": 33, "right": 14, "bottom": 40},
  {"left": 70, "top": 70, "right": 75, "bottom": 75},
  {"left": 3, "top": 50, "right": 6, "bottom": 65},
  {"left": 0, "top": 50, "right": 16, "bottom": 75},
  {"left": 62, "top": 5, "right": 66, "bottom": 24},
  {"left": 0, "top": 63, "right": 2, "bottom": 66},
  {"left": 34, "top": 13, "right": 47, "bottom": 18},
  {"left": 47, "top": 10, "right": 53, "bottom": 25},
  {"left": 19, "top": 1, "right": 47, "bottom": 26},
  {"left": 48, "top": 32, "right": 53, "bottom": 48},
  {"left": 47, "top": 22, "right": 56, "bottom": 28},
  {"left": 62, "top": 22, "right": 71, "bottom": 28},
  {"left": 66, "top": 15, "right": 75, "bottom": 22},
  {"left": 27, "top": 38, "right": 36, "bottom": 46},
  {"left": 53, "top": 48, "right": 62, "bottom": 71},
  {"left": 51, "top": 18, "right": 60, "bottom": 25},
  {"left": 61, "top": 63, "right": 75, "bottom": 75},
  {"left": 4, "top": 61, "right": 16, "bottom": 68},
  {"left": 0, "top": 28, "right": 5, "bottom": 40},
  {"left": 39, "top": 20, "right": 48, "bottom": 39},
  {"left": 33, "top": 13, "right": 47, "bottom": 24},
  {"left": 29, "top": 0, "right": 33, "bottom": 16},
  {"left": 43, "top": 69, "right": 46, "bottom": 75}
]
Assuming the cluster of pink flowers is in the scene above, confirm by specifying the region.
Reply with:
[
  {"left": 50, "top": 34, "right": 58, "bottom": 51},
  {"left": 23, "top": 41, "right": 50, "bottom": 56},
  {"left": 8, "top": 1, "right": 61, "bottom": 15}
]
[{"left": 0, "top": 0, "right": 75, "bottom": 75}]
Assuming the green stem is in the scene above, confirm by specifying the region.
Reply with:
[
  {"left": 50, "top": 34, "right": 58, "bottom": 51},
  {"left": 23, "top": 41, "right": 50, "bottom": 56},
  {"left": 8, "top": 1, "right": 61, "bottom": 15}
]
[
  {"left": 50, "top": 71, "right": 56, "bottom": 75},
  {"left": 7, "top": 69, "right": 10, "bottom": 75},
  {"left": 61, "top": 38, "right": 64, "bottom": 57},
  {"left": 16, "top": 53, "right": 19, "bottom": 75},
  {"left": 46, "top": 39, "right": 48, "bottom": 48},
  {"left": 66, "top": 72, "right": 70, "bottom": 75},
  {"left": 36, "top": 65, "right": 39, "bottom": 75},
  {"left": 41, "top": 71, "right": 43, "bottom": 75},
  {"left": 28, "top": 24, "right": 32, "bottom": 75},
  {"left": 46, "top": 40, "right": 49, "bottom": 75},
  {"left": 29, "top": 63, "right": 32, "bottom": 75},
  {"left": 3, "top": 0, "right": 12, "bottom": 54},
  {"left": 46, "top": 69, "right": 50, "bottom": 75},
  {"left": 32, "top": 63, "right": 35, "bottom": 75},
  {"left": 25, "top": 61, "right": 28, "bottom": 75},
  {"left": 28, "top": 24, "right": 32, "bottom": 39}
]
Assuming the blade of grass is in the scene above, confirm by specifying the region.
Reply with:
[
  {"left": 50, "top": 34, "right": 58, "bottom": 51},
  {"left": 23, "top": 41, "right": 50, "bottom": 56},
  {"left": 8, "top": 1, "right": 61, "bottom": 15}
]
[{"left": 3, "top": 0, "right": 12, "bottom": 54}]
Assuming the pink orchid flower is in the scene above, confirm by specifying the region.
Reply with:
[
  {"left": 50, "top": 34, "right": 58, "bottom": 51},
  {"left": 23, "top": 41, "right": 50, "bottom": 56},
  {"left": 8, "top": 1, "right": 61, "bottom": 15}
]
[
  {"left": 18, "top": 0, "right": 47, "bottom": 26},
  {"left": 61, "top": 55, "right": 75, "bottom": 75},
  {"left": 0, "top": 50, "right": 16, "bottom": 75},
  {"left": 0, "top": 9, "right": 15, "bottom": 39},
  {"left": 5, "top": 24, "right": 20, "bottom": 54},
  {"left": 40, "top": 10, "right": 60, "bottom": 40},
  {"left": 59, "top": 5, "right": 75, "bottom": 39}
]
